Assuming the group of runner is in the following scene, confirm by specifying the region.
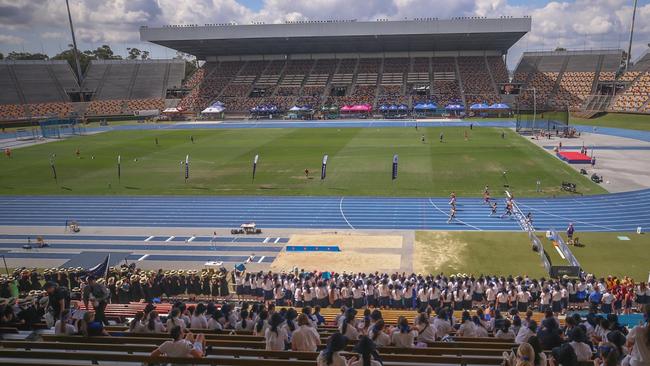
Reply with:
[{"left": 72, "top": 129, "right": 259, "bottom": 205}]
[{"left": 447, "top": 187, "right": 521, "bottom": 224}]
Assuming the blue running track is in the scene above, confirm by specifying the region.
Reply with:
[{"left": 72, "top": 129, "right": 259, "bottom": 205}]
[{"left": 1, "top": 190, "right": 649, "bottom": 232}]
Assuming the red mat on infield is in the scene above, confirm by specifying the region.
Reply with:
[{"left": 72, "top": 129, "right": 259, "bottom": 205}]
[{"left": 557, "top": 151, "right": 592, "bottom": 163}]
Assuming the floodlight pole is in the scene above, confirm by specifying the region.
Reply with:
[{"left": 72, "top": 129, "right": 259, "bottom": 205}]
[
  {"left": 626, "top": 0, "right": 638, "bottom": 71},
  {"left": 65, "top": 0, "right": 84, "bottom": 88}
]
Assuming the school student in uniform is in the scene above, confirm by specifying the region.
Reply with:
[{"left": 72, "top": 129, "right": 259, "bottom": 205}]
[
  {"left": 292, "top": 314, "right": 321, "bottom": 352},
  {"left": 369, "top": 320, "right": 391, "bottom": 347}
]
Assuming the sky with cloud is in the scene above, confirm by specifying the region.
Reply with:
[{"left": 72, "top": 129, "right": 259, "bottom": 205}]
[{"left": 0, "top": 0, "right": 649, "bottom": 70}]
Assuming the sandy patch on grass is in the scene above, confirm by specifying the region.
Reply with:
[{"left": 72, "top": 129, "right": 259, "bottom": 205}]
[
  {"left": 414, "top": 231, "right": 466, "bottom": 274},
  {"left": 269, "top": 233, "right": 404, "bottom": 272},
  {"left": 288, "top": 233, "right": 403, "bottom": 249},
  {"left": 271, "top": 252, "right": 401, "bottom": 273}
]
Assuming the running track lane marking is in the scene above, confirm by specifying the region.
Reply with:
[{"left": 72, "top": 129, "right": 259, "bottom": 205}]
[
  {"left": 144, "top": 236, "right": 154, "bottom": 242},
  {"left": 428, "top": 198, "right": 482, "bottom": 231},
  {"left": 165, "top": 236, "right": 175, "bottom": 242},
  {"left": 516, "top": 203, "right": 616, "bottom": 231},
  {"left": 274, "top": 237, "right": 280, "bottom": 244},
  {"left": 257, "top": 256, "right": 265, "bottom": 263},
  {"left": 188, "top": 236, "right": 196, "bottom": 242},
  {"left": 339, "top": 197, "right": 356, "bottom": 230},
  {"left": 263, "top": 237, "right": 270, "bottom": 243},
  {"left": 137, "top": 254, "right": 149, "bottom": 261}
]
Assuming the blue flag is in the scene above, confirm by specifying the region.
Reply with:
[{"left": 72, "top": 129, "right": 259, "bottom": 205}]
[
  {"left": 321, "top": 154, "right": 328, "bottom": 180},
  {"left": 392, "top": 154, "right": 398, "bottom": 180},
  {"left": 86, "top": 254, "right": 109, "bottom": 279}
]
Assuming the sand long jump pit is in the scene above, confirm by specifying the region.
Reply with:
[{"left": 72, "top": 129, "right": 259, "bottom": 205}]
[{"left": 270, "top": 232, "right": 404, "bottom": 273}]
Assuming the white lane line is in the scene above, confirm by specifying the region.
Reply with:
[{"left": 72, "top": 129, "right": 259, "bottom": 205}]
[
  {"left": 554, "top": 246, "right": 566, "bottom": 259},
  {"left": 257, "top": 256, "right": 266, "bottom": 263},
  {"left": 144, "top": 236, "right": 154, "bottom": 242},
  {"left": 339, "top": 197, "right": 356, "bottom": 230},
  {"left": 274, "top": 237, "right": 280, "bottom": 244},
  {"left": 517, "top": 203, "right": 616, "bottom": 231},
  {"left": 428, "top": 198, "right": 482, "bottom": 231},
  {"left": 188, "top": 236, "right": 196, "bottom": 242},
  {"left": 137, "top": 254, "right": 149, "bottom": 261},
  {"left": 165, "top": 236, "right": 175, "bottom": 242},
  {"left": 263, "top": 237, "right": 270, "bottom": 243}
]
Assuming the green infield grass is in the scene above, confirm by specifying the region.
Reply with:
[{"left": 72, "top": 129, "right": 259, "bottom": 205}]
[
  {"left": 0, "top": 126, "right": 606, "bottom": 196},
  {"left": 414, "top": 231, "right": 649, "bottom": 280}
]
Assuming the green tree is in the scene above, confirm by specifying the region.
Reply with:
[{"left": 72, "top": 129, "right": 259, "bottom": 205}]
[
  {"left": 52, "top": 46, "right": 94, "bottom": 74},
  {"left": 127, "top": 47, "right": 141, "bottom": 60},
  {"left": 90, "top": 44, "right": 121, "bottom": 60},
  {"left": 0, "top": 52, "right": 4, "bottom": 60},
  {"left": 6, "top": 51, "right": 49, "bottom": 60},
  {"left": 174, "top": 51, "right": 198, "bottom": 81}
]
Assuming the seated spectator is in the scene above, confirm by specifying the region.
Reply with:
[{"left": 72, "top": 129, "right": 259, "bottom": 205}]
[
  {"left": 254, "top": 310, "right": 269, "bottom": 335},
  {"left": 54, "top": 309, "right": 77, "bottom": 335},
  {"left": 549, "top": 343, "right": 578, "bottom": 366},
  {"left": 291, "top": 314, "right": 321, "bottom": 351},
  {"left": 190, "top": 303, "right": 208, "bottom": 329},
  {"left": 527, "top": 336, "right": 548, "bottom": 366},
  {"left": 128, "top": 311, "right": 146, "bottom": 333},
  {"left": 348, "top": 335, "right": 383, "bottom": 366},
  {"left": 265, "top": 312, "right": 288, "bottom": 351},
  {"left": 235, "top": 309, "right": 254, "bottom": 331},
  {"left": 391, "top": 316, "right": 416, "bottom": 348},
  {"left": 538, "top": 318, "right": 563, "bottom": 350},
  {"left": 504, "top": 342, "right": 536, "bottom": 366},
  {"left": 165, "top": 308, "right": 186, "bottom": 333},
  {"left": 594, "top": 342, "right": 621, "bottom": 366},
  {"left": 567, "top": 326, "right": 592, "bottom": 362},
  {"left": 284, "top": 307, "right": 299, "bottom": 337},
  {"left": 496, "top": 319, "right": 516, "bottom": 340},
  {"left": 145, "top": 310, "right": 166, "bottom": 333},
  {"left": 516, "top": 320, "right": 538, "bottom": 344},
  {"left": 415, "top": 312, "right": 436, "bottom": 342},
  {"left": 207, "top": 309, "right": 225, "bottom": 330},
  {"left": 151, "top": 326, "right": 204, "bottom": 359},
  {"left": 624, "top": 305, "right": 649, "bottom": 366},
  {"left": 317, "top": 332, "right": 349, "bottom": 366},
  {"left": 473, "top": 316, "right": 490, "bottom": 337},
  {"left": 369, "top": 319, "right": 390, "bottom": 347},
  {"left": 433, "top": 308, "right": 453, "bottom": 337},
  {"left": 457, "top": 310, "right": 476, "bottom": 337},
  {"left": 340, "top": 308, "right": 360, "bottom": 340},
  {"left": 77, "top": 311, "right": 109, "bottom": 336}
]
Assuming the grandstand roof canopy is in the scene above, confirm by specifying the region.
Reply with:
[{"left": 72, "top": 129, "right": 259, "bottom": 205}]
[{"left": 140, "top": 18, "right": 531, "bottom": 59}]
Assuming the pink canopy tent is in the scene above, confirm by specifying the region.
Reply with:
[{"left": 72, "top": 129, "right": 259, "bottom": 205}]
[
  {"left": 340, "top": 105, "right": 353, "bottom": 112},
  {"left": 350, "top": 104, "right": 372, "bottom": 112}
]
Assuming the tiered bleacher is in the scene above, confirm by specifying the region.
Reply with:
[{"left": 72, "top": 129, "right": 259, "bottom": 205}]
[
  {"left": 611, "top": 51, "right": 650, "bottom": 113},
  {"left": 1, "top": 266, "right": 648, "bottom": 366}
]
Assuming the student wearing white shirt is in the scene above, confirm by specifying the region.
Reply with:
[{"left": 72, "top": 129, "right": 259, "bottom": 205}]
[
  {"left": 495, "top": 319, "right": 516, "bottom": 340},
  {"left": 567, "top": 327, "right": 592, "bottom": 362},
  {"left": 235, "top": 309, "right": 255, "bottom": 332},
  {"left": 415, "top": 312, "right": 437, "bottom": 342},
  {"left": 539, "top": 289, "right": 551, "bottom": 312},
  {"left": 265, "top": 313, "right": 288, "bottom": 351},
  {"left": 551, "top": 286, "right": 563, "bottom": 314},
  {"left": 54, "top": 309, "right": 77, "bottom": 335},
  {"left": 352, "top": 284, "right": 365, "bottom": 309},
  {"left": 292, "top": 314, "right": 321, "bottom": 352},
  {"left": 601, "top": 291, "right": 615, "bottom": 314},
  {"left": 457, "top": 311, "right": 476, "bottom": 337},
  {"left": 391, "top": 317, "right": 417, "bottom": 348},
  {"left": 253, "top": 310, "right": 269, "bottom": 336},
  {"left": 496, "top": 290, "right": 509, "bottom": 312},
  {"left": 144, "top": 311, "right": 166, "bottom": 333},
  {"left": 340, "top": 309, "right": 360, "bottom": 340},
  {"left": 166, "top": 309, "right": 187, "bottom": 334},
  {"left": 365, "top": 281, "right": 377, "bottom": 308},
  {"left": 473, "top": 316, "right": 489, "bottom": 337},
  {"left": 369, "top": 320, "right": 391, "bottom": 347},
  {"left": 517, "top": 288, "right": 532, "bottom": 312},
  {"left": 515, "top": 320, "right": 537, "bottom": 344},
  {"left": 433, "top": 309, "right": 453, "bottom": 337},
  {"left": 190, "top": 303, "right": 208, "bottom": 329},
  {"left": 624, "top": 306, "right": 649, "bottom": 366},
  {"left": 151, "top": 326, "right": 205, "bottom": 360},
  {"left": 303, "top": 286, "right": 314, "bottom": 307},
  {"left": 486, "top": 285, "right": 497, "bottom": 308},
  {"left": 348, "top": 336, "right": 383, "bottom": 366},
  {"left": 317, "top": 332, "right": 348, "bottom": 366},
  {"left": 128, "top": 311, "right": 147, "bottom": 333}
]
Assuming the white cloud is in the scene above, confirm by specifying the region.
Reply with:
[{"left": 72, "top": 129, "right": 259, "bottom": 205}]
[
  {"left": 0, "top": 34, "right": 24, "bottom": 45},
  {"left": 0, "top": 0, "right": 648, "bottom": 67}
]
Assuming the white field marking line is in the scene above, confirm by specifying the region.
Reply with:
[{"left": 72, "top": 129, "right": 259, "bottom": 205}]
[
  {"left": 188, "top": 236, "right": 196, "bottom": 242},
  {"left": 339, "top": 197, "right": 356, "bottom": 230},
  {"left": 257, "top": 256, "right": 266, "bottom": 263},
  {"left": 274, "top": 237, "right": 280, "bottom": 244},
  {"left": 516, "top": 203, "right": 616, "bottom": 231},
  {"left": 144, "top": 236, "right": 154, "bottom": 242},
  {"left": 137, "top": 254, "right": 149, "bottom": 261},
  {"left": 554, "top": 245, "right": 566, "bottom": 260},
  {"left": 428, "top": 198, "right": 483, "bottom": 231},
  {"left": 263, "top": 237, "right": 270, "bottom": 243},
  {"left": 165, "top": 236, "right": 175, "bottom": 242}
]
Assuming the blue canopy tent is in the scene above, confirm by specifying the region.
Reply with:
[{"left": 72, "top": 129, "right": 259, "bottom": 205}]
[
  {"left": 445, "top": 103, "right": 465, "bottom": 117},
  {"left": 287, "top": 105, "right": 315, "bottom": 120},
  {"left": 469, "top": 103, "right": 490, "bottom": 110},
  {"left": 413, "top": 102, "right": 438, "bottom": 117},
  {"left": 201, "top": 101, "right": 226, "bottom": 119},
  {"left": 487, "top": 102, "right": 511, "bottom": 117},
  {"left": 251, "top": 104, "right": 281, "bottom": 119}
]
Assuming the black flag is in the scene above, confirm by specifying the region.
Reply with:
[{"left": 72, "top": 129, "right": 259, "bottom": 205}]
[
  {"left": 252, "top": 154, "right": 259, "bottom": 181},
  {"left": 50, "top": 156, "right": 57, "bottom": 182},
  {"left": 117, "top": 155, "right": 121, "bottom": 181},
  {"left": 392, "top": 154, "right": 398, "bottom": 180},
  {"left": 321, "top": 154, "right": 328, "bottom": 180},
  {"left": 184, "top": 155, "right": 189, "bottom": 181}
]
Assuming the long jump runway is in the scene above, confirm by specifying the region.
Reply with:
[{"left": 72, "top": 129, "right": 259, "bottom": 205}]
[{"left": 1, "top": 189, "right": 649, "bottom": 232}]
